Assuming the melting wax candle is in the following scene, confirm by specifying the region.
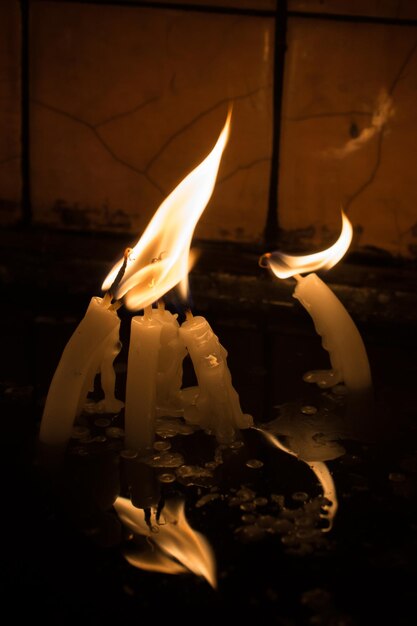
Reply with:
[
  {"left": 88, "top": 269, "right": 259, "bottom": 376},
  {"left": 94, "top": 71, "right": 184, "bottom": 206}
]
[
  {"left": 39, "top": 296, "right": 122, "bottom": 447},
  {"left": 101, "top": 113, "right": 233, "bottom": 450},
  {"left": 261, "top": 211, "right": 372, "bottom": 400},
  {"left": 293, "top": 273, "right": 371, "bottom": 392},
  {"left": 179, "top": 313, "right": 253, "bottom": 443},
  {"left": 125, "top": 307, "right": 162, "bottom": 454},
  {"left": 154, "top": 303, "right": 187, "bottom": 418}
]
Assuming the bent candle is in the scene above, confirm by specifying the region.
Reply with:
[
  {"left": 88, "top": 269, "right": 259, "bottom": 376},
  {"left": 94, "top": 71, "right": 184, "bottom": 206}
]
[
  {"left": 261, "top": 211, "right": 372, "bottom": 396},
  {"left": 293, "top": 273, "right": 371, "bottom": 392},
  {"left": 39, "top": 296, "right": 121, "bottom": 447}
]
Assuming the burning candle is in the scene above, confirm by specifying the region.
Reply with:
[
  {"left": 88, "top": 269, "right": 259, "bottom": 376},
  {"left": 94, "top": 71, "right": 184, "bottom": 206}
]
[
  {"left": 39, "top": 295, "right": 122, "bottom": 448},
  {"left": 260, "top": 212, "right": 372, "bottom": 400},
  {"left": 103, "top": 111, "right": 246, "bottom": 452},
  {"left": 154, "top": 302, "right": 187, "bottom": 418},
  {"left": 125, "top": 306, "right": 162, "bottom": 453},
  {"left": 179, "top": 312, "right": 253, "bottom": 443}
]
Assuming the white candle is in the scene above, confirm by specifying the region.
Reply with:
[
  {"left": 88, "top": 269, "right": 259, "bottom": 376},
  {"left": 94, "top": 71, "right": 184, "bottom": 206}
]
[
  {"left": 261, "top": 211, "right": 372, "bottom": 401},
  {"left": 179, "top": 314, "right": 253, "bottom": 443},
  {"left": 294, "top": 273, "right": 372, "bottom": 393},
  {"left": 125, "top": 307, "right": 162, "bottom": 453},
  {"left": 154, "top": 303, "right": 187, "bottom": 417},
  {"left": 39, "top": 296, "right": 121, "bottom": 447}
]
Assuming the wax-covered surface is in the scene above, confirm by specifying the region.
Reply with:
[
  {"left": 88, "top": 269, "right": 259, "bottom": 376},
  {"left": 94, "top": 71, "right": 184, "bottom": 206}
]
[{"left": 2, "top": 291, "right": 417, "bottom": 624}]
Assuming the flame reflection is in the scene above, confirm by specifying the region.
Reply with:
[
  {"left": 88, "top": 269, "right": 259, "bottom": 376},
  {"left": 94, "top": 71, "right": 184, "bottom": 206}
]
[
  {"left": 261, "top": 210, "right": 352, "bottom": 278},
  {"left": 114, "top": 497, "right": 217, "bottom": 587},
  {"left": 256, "top": 428, "right": 338, "bottom": 530},
  {"left": 102, "top": 111, "right": 231, "bottom": 310}
]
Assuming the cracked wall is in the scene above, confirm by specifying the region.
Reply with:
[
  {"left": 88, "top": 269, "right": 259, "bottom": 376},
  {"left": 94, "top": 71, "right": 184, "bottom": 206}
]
[
  {"left": 1, "top": 0, "right": 417, "bottom": 260},
  {"left": 279, "top": 17, "right": 417, "bottom": 258},
  {"left": 29, "top": 1, "right": 274, "bottom": 243}
]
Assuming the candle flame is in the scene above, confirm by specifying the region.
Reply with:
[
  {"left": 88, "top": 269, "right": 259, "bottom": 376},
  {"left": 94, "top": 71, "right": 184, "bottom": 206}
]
[
  {"left": 102, "top": 111, "right": 231, "bottom": 310},
  {"left": 261, "top": 211, "right": 353, "bottom": 279},
  {"left": 114, "top": 497, "right": 217, "bottom": 587},
  {"left": 178, "top": 247, "right": 201, "bottom": 303}
]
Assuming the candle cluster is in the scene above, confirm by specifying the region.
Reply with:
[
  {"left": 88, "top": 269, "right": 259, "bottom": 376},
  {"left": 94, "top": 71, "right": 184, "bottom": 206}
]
[
  {"left": 39, "top": 111, "right": 252, "bottom": 454},
  {"left": 39, "top": 111, "right": 371, "bottom": 464},
  {"left": 124, "top": 303, "right": 252, "bottom": 454}
]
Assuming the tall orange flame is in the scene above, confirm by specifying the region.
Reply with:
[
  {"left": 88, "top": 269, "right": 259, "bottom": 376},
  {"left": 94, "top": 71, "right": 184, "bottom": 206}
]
[
  {"left": 114, "top": 497, "right": 217, "bottom": 587},
  {"left": 262, "top": 211, "right": 353, "bottom": 279},
  {"left": 102, "top": 111, "right": 231, "bottom": 310}
]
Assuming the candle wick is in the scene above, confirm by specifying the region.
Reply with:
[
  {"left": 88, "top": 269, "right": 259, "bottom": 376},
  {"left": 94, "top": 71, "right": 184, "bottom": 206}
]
[
  {"left": 157, "top": 300, "right": 165, "bottom": 311},
  {"left": 144, "top": 305, "right": 153, "bottom": 320},
  {"left": 258, "top": 253, "right": 271, "bottom": 268},
  {"left": 185, "top": 308, "right": 194, "bottom": 322},
  {"left": 293, "top": 273, "right": 303, "bottom": 283},
  {"left": 107, "top": 247, "right": 132, "bottom": 299},
  {"left": 101, "top": 291, "right": 113, "bottom": 308},
  {"left": 109, "top": 300, "right": 123, "bottom": 312}
]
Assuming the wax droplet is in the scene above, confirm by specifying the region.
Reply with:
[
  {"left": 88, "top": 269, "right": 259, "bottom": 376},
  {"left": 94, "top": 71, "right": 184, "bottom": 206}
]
[
  {"left": 246, "top": 459, "right": 264, "bottom": 469},
  {"left": 73, "top": 447, "right": 89, "bottom": 456},
  {"left": 196, "top": 493, "right": 220, "bottom": 508},
  {"left": 94, "top": 417, "right": 111, "bottom": 428},
  {"left": 389, "top": 472, "right": 406, "bottom": 482},
  {"left": 241, "top": 514, "right": 256, "bottom": 524},
  {"left": 146, "top": 452, "right": 184, "bottom": 468},
  {"left": 295, "top": 516, "right": 315, "bottom": 529},
  {"left": 153, "top": 440, "right": 172, "bottom": 451},
  {"left": 272, "top": 519, "right": 293, "bottom": 533},
  {"left": 257, "top": 515, "right": 276, "bottom": 528},
  {"left": 176, "top": 465, "right": 214, "bottom": 487},
  {"left": 271, "top": 494, "right": 285, "bottom": 507},
  {"left": 158, "top": 472, "right": 176, "bottom": 483},
  {"left": 292, "top": 491, "right": 309, "bottom": 503},
  {"left": 300, "top": 405, "right": 317, "bottom": 415},
  {"left": 204, "top": 461, "right": 219, "bottom": 470},
  {"left": 240, "top": 502, "right": 256, "bottom": 512},
  {"left": 235, "top": 525, "right": 266, "bottom": 543},
  {"left": 303, "top": 369, "right": 339, "bottom": 388},
  {"left": 295, "top": 528, "right": 321, "bottom": 540},
  {"left": 254, "top": 497, "right": 268, "bottom": 507},
  {"left": 71, "top": 426, "right": 90, "bottom": 439},
  {"left": 237, "top": 487, "right": 256, "bottom": 501},
  {"left": 120, "top": 449, "right": 138, "bottom": 459},
  {"left": 93, "top": 435, "right": 107, "bottom": 443},
  {"left": 155, "top": 428, "right": 177, "bottom": 438},
  {"left": 105, "top": 427, "right": 125, "bottom": 439},
  {"left": 229, "top": 440, "right": 244, "bottom": 450}
]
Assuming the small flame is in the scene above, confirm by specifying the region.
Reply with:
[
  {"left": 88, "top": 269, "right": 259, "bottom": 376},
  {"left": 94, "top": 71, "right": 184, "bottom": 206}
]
[
  {"left": 261, "top": 211, "right": 353, "bottom": 279},
  {"left": 114, "top": 497, "right": 217, "bottom": 588},
  {"left": 256, "top": 428, "right": 338, "bottom": 530},
  {"left": 102, "top": 111, "right": 231, "bottom": 310}
]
